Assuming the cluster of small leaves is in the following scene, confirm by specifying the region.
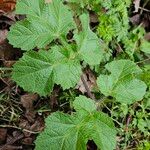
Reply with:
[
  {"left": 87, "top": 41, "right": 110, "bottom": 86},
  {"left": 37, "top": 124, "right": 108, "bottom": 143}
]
[
  {"left": 123, "top": 26, "right": 150, "bottom": 57},
  {"left": 111, "top": 95, "right": 150, "bottom": 149},
  {"left": 97, "top": 0, "right": 131, "bottom": 42},
  {"left": 8, "top": 0, "right": 103, "bottom": 96},
  {"left": 35, "top": 96, "right": 116, "bottom": 150},
  {"left": 94, "top": 0, "right": 150, "bottom": 57}
]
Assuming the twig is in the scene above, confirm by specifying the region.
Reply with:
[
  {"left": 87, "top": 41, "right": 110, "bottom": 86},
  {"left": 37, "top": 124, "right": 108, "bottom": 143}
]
[
  {"left": 0, "top": 67, "right": 12, "bottom": 70},
  {"left": 140, "top": 0, "right": 150, "bottom": 14},
  {"left": 125, "top": 115, "right": 132, "bottom": 132},
  {"left": 139, "top": 7, "right": 150, "bottom": 13},
  {"left": 0, "top": 125, "right": 40, "bottom": 134},
  {"left": 0, "top": 145, "right": 22, "bottom": 150},
  {"left": 81, "top": 74, "right": 95, "bottom": 100},
  {"left": 125, "top": 103, "right": 138, "bottom": 132},
  {"left": 136, "top": 58, "right": 150, "bottom": 64}
]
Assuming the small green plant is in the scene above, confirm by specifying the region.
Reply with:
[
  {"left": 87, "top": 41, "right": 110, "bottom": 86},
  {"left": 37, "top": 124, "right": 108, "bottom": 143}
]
[
  {"left": 8, "top": 0, "right": 103, "bottom": 96},
  {"left": 96, "top": 0, "right": 150, "bottom": 58},
  {"left": 35, "top": 96, "right": 116, "bottom": 150},
  {"left": 7, "top": 0, "right": 148, "bottom": 149}
]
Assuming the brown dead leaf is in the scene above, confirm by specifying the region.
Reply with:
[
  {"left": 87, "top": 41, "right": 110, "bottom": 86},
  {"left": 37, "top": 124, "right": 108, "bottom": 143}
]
[
  {"left": 0, "top": 40, "right": 22, "bottom": 62},
  {"left": 30, "top": 118, "right": 44, "bottom": 133},
  {"left": 76, "top": 73, "right": 87, "bottom": 94},
  {"left": 144, "top": 32, "right": 150, "bottom": 41},
  {"left": 3, "top": 60, "right": 16, "bottom": 67},
  {"left": 141, "top": 14, "right": 150, "bottom": 28},
  {"left": 1, "top": 132, "right": 23, "bottom": 150},
  {"left": 0, "top": 128, "right": 7, "bottom": 143},
  {"left": 90, "top": 12, "right": 98, "bottom": 23},
  {"left": 22, "top": 137, "right": 33, "bottom": 145},
  {"left": 21, "top": 93, "right": 38, "bottom": 111},
  {"left": 50, "top": 87, "right": 60, "bottom": 109},
  {"left": 130, "top": 14, "right": 141, "bottom": 25},
  {"left": 19, "top": 119, "right": 30, "bottom": 132},
  {"left": 76, "top": 69, "right": 96, "bottom": 94},
  {"left": 19, "top": 117, "right": 44, "bottom": 137},
  {"left": 0, "top": 12, "right": 16, "bottom": 29},
  {"left": 0, "top": 29, "right": 8, "bottom": 44},
  {"left": 0, "top": 0, "right": 16, "bottom": 12},
  {"left": 21, "top": 93, "right": 38, "bottom": 122}
]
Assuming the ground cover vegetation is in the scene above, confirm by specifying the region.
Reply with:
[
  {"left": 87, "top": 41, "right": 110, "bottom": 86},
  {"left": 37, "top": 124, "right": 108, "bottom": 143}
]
[{"left": 0, "top": 0, "right": 150, "bottom": 149}]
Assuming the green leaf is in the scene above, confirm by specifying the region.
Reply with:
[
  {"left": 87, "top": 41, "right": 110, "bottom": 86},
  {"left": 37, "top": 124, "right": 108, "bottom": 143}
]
[
  {"left": 73, "top": 96, "right": 97, "bottom": 113},
  {"left": 12, "top": 50, "right": 54, "bottom": 96},
  {"left": 74, "top": 14, "right": 103, "bottom": 65},
  {"left": 140, "top": 40, "right": 150, "bottom": 54},
  {"left": 97, "top": 60, "right": 147, "bottom": 104},
  {"left": 53, "top": 46, "right": 81, "bottom": 90},
  {"left": 8, "top": 0, "right": 75, "bottom": 50},
  {"left": 15, "top": 0, "right": 45, "bottom": 17},
  {"left": 35, "top": 95, "right": 116, "bottom": 150},
  {"left": 12, "top": 47, "right": 81, "bottom": 96}
]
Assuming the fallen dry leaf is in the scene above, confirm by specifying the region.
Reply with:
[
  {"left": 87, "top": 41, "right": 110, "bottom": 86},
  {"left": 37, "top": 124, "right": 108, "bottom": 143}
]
[
  {"left": 0, "top": 29, "right": 8, "bottom": 44},
  {"left": 50, "top": 88, "right": 59, "bottom": 109},
  {"left": 0, "top": 40, "right": 22, "bottom": 66},
  {"left": 141, "top": 14, "right": 150, "bottom": 28},
  {"left": 130, "top": 14, "right": 141, "bottom": 25},
  {"left": 0, "top": 128, "right": 7, "bottom": 143},
  {"left": 21, "top": 93, "right": 38, "bottom": 123},
  {"left": 0, "top": 0, "right": 16, "bottom": 12},
  {"left": 76, "top": 69, "right": 96, "bottom": 94},
  {"left": 22, "top": 137, "right": 33, "bottom": 145},
  {"left": 3, "top": 60, "right": 16, "bottom": 67},
  {"left": 1, "top": 131, "right": 23, "bottom": 150},
  {"left": 90, "top": 12, "right": 98, "bottom": 23},
  {"left": 21, "top": 93, "right": 38, "bottom": 111},
  {"left": 144, "top": 32, "right": 150, "bottom": 41},
  {"left": 19, "top": 117, "right": 44, "bottom": 137}
]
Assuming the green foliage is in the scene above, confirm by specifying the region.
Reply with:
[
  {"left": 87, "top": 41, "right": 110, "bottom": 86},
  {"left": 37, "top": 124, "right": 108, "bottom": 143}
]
[
  {"left": 8, "top": 0, "right": 103, "bottom": 96},
  {"left": 8, "top": 0, "right": 75, "bottom": 50},
  {"left": 140, "top": 65, "right": 150, "bottom": 88},
  {"left": 94, "top": 0, "right": 150, "bottom": 58},
  {"left": 12, "top": 48, "right": 81, "bottom": 96},
  {"left": 111, "top": 98, "right": 150, "bottom": 149},
  {"left": 97, "top": 0, "right": 131, "bottom": 43},
  {"left": 140, "top": 40, "right": 150, "bottom": 54},
  {"left": 7, "top": 0, "right": 149, "bottom": 149},
  {"left": 97, "top": 60, "right": 147, "bottom": 104},
  {"left": 35, "top": 96, "right": 116, "bottom": 150},
  {"left": 74, "top": 14, "right": 103, "bottom": 65}
]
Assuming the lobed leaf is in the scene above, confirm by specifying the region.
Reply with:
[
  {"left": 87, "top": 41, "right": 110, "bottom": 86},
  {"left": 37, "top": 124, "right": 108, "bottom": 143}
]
[
  {"left": 12, "top": 47, "right": 81, "bottom": 96},
  {"left": 74, "top": 14, "right": 103, "bottom": 65},
  {"left": 97, "top": 60, "right": 147, "bottom": 104},
  {"left": 35, "top": 96, "right": 116, "bottom": 150},
  {"left": 8, "top": 0, "right": 75, "bottom": 50}
]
